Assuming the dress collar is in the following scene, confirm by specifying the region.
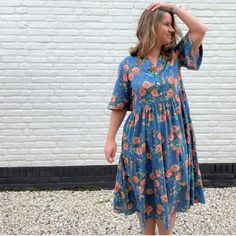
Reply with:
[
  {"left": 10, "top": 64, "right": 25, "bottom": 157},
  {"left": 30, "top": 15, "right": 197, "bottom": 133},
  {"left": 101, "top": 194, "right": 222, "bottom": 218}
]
[{"left": 136, "top": 55, "right": 166, "bottom": 75}]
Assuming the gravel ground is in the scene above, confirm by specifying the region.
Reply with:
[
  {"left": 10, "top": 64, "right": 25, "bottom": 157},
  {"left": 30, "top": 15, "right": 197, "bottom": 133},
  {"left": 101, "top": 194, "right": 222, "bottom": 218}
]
[{"left": 0, "top": 187, "right": 236, "bottom": 235}]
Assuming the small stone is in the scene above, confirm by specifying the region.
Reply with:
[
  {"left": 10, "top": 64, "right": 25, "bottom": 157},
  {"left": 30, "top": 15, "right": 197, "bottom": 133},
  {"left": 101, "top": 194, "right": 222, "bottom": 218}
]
[{"left": 0, "top": 187, "right": 236, "bottom": 235}]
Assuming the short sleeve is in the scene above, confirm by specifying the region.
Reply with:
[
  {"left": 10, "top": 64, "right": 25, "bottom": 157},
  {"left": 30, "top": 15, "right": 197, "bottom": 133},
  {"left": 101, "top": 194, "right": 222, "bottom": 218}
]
[
  {"left": 174, "top": 32, "right": 203, "bottom": 70},
  {"left": 107, "top": 60, "right": 133, "bottom": 111}
]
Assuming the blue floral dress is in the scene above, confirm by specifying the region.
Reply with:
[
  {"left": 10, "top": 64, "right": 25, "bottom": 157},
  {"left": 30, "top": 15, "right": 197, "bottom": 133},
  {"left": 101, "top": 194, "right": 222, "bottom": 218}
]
[{"left": 107, "top": 32, "right": 205, "bottom": 231}]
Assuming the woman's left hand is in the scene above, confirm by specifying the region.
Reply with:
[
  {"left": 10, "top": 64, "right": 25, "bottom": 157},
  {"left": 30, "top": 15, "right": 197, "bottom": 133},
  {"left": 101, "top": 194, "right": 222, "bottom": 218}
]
[{"left": 147, "top": 2, "right": 176, "bottom": 12}]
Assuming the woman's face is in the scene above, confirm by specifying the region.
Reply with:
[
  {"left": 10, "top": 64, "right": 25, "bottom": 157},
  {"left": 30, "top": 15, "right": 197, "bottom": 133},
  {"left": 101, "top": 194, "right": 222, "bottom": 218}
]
[{"left": 155, "top": 12, "right": 175, "bottom": 46}]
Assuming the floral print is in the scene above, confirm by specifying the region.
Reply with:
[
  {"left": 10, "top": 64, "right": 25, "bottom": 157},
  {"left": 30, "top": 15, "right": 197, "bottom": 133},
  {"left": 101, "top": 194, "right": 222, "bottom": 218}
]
[{"left": 107, "top": 32, "right": 205, "bottom": 231}]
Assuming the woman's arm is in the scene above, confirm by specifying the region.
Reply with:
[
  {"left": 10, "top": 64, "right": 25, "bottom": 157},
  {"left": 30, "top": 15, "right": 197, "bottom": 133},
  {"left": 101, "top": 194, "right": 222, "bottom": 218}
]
[
  {"left": 106, "top": 110, "right": 127, "bottom": 141},
  {"left": 173, "top": 5, "right": 208, "bottom": 53},
  {"left": 105, "top": 109, "right": 127, "bottom": 163},
  {"left": 147, "top": 2, "right": 208, "bottom": 53}
]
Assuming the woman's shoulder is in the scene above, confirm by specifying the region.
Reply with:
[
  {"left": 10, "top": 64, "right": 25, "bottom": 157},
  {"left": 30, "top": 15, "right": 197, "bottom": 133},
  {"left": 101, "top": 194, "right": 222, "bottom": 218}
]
[
  {"left": 120, "top": 55, "right": 138, "bottom": 65},
  {"left": 118, "top": 55, "right": 140, "bottom": 72}
]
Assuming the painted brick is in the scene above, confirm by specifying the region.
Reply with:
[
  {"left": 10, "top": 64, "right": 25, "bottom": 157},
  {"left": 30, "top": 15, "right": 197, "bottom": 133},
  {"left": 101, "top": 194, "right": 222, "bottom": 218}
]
[{"left": 0, "top": 0, "right": 235, "bottom": 166}]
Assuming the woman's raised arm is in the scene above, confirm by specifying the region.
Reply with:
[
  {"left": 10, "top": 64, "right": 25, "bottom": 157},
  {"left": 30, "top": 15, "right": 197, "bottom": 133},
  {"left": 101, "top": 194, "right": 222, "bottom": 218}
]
[{"left": 147, "top": 2, "right": 208, "bottom": 53}]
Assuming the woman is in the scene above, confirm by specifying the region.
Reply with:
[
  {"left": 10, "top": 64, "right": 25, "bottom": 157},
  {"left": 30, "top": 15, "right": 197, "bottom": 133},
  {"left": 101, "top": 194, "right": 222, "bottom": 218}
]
[{"left": 104, "top": 2, "right": 208, "bottom": 235}]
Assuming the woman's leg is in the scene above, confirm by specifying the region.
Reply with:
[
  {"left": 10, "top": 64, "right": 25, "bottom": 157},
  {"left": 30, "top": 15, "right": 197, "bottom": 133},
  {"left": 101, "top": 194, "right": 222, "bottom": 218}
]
[
  {"left": 143, "top": 218, "right": 156, "bottom": 235},
  {"left": 155, "top": 212, "right": 176, "bottom": 235},
  {"left": 137, "top": 212, "right": 156, "bottom": 235}
]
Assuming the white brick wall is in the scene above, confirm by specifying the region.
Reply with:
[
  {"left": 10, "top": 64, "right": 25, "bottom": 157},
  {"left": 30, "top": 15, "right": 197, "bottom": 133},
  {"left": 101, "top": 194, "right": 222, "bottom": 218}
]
[{"left": 0, "top": 0, "right": 235, "bottom": 167}]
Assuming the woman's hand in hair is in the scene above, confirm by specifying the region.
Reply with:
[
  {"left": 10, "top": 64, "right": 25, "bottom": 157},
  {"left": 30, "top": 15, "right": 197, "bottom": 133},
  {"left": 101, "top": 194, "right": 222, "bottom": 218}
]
[
  {"left": 147, "top": 2, "right": 176, "bottom": 13},
  {"left": 147, "top": 2, "right": 208, "bottom": 54}
]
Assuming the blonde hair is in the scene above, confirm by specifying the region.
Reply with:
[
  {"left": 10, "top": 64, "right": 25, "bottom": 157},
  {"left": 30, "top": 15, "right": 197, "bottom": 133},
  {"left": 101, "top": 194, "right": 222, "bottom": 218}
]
[{"left": 129, "top": 9, "right": 182, "bottom": 61}]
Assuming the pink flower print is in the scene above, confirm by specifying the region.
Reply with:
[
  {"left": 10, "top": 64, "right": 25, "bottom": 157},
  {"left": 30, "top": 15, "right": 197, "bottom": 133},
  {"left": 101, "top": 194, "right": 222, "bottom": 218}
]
[
  {"left": 173, "top": 125, "right": 179, "bottom": 133},
  {"left": 122, "top": 132, "right": 127, "bottom": 140},
  {"left": 189, "top": 123, "right": 193, "bottom": 129},
  {"left": 118, "top": 162, "right": 122, "bottom": 170},
  {"left": 174, "top": 146, "right": 183, "bottom": 155},
  {"left": 146, "top": 188, "right": 154, "bottom": 195},
  {"left": 167, "top": 88, "right": 174, "bottom": 98},
  {"left": 114, "top": 181, "right": 120, "bottom": 193},
  {"left": 140, "top": 179, "right": 146, "bottom": 187},
  {"left": 175, "top": 94, "right": 180, "bottom": 102},
  {"left": 123, "top": 156, "right": 129, "bottom": 165},
  {"left": 123, "top": 64, "right": 129, "bottom": 72},
  {"left": 150, "top": 64, "right": 163, "bottom": 73},
  {"left": 121, "top": 191, "right": 126, "bottom": 199},
  {"left": 169, "top": 132, "right": 174, "bottom": 141},
  {"left": 151, "top": 89, "right": 160, "bottom": 97},
  {"left": 138, "top": 185, "right": 145, "bottom": 194},
  {"left": 160, "top": 114, "right": 166, "bottom": 122},
  {"left": 130, "top": 120, "right": 135, "bottom": 128},
  {"left": 123, "top": 73, "right": 128, "bottom": 82},
  {"left": 166, "top": 109, "right": 170, "bottom": 118},
  {"left": 135, "top": 147, "right": 143, "bottom": 155},
  {"left": 156, "top": 204, "right": 164, "bottom": 215},
  {"left": 188, "top": 59, "right": 194, "bottom": 68},
  {"left": 117, "top": 103, "right": 124, "bottom": 109},
  {"left": 143, "top": 81, "right": 154, "bottom": 89},
  {"left": 122, "top": 171, "right": 127, "bottom": 180},
  {"left": 168, "top": 76, "right": 175, "bottom": 84},
  {"left": 196, "top": 179, "right": 203, "bottom": 187},
  {"left": 154, "top": 179, "right": 160, "bottom": 187},
  {"left": 198, "top": 168, "right": 202, "bottom": 176},
  {"left": 155, "top": 169, "right": 162, "bottom": 177},
  {"left": 142, "top": 142, "right": 146, "bottom": 151},
  {"left": 186, "top": 136, "right": 191, "bottom": 144},
  {"left": 155, "top": 144, "right": 162, "bottom": 153},
  {"left": 165, "top": 169, "right": 172, "bottom": 178},
  {"left": 157, "top": 131, "right": 162, "bottom": 140},
  {"left": 123, "top": 143, "right": 129, "bottom": 150},
  {"left": 133, "top": 136, "right": 141, "bottom": 145},
  {"left": 145, "top": 205, "right": 153, "bottom": 215},
  {"left": 185, "top": 159, "right": 189, "bottom": 167},
  {"left": 176, "top": 106, "right": 181, "bottom": 114},
  {"left": 133, "top": 175, "right": 140, "bottom": 184},
  {"left": 170, "top": 164, "right": 179, "bottom": 172},
  {"left": 170, "top": 53, "right": 177, "bottom": 65},
  {"left": 148, "top": 113, "right": 155, "bottom": 121},
  {"left": 178, "top": 72, "right": 181, "bottom": 81},
  {"left": 175, "top": 172, "right": 182, "bottom": 181},
  {"left": 128, "top": 72, "right": 134, "bottom": 81},
  {"left": 147, "top": 152, "right": 152, "bottom": 159},
  {"left": 111, "top": 95, "right": 116, "bottom": 102},
  {"left": 178, "top": 132, "right": 183, "bottom": 139},
  {"left": 135, "top": 113, "right": 139, "bottom": 125},
  {"left": 150, "top": 172, "right": 155, "bottom": 180},
  {"left": 127, "top": 202, "right": 133, "bottom": 210},
  {"left": 140, "top": 87, "right": 146, "bottom": 96},
  {"left": 158, "top": 103, "right": 163, "bottom": 111},
  {"left": 174, "top": 79, "right": 178, "bottom": 89},
  {"left": 194, "top": 199, "right": 199, "bottom": 204},
  {"left": 161, "top": 194, "right": 168, "bottom": 203},
  {"left": 132, "top": 67, "right": 139, "bottom": 74}
]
